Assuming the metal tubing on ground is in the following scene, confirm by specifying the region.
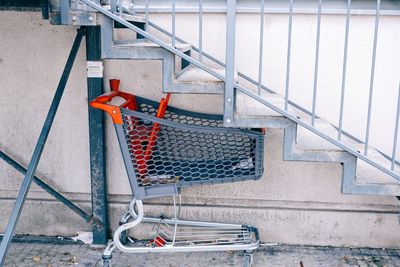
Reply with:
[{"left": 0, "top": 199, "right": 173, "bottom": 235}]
[
  {"left": 0, "top": 28, "right": 85, "bottom": 266},
  {"left": 0, "top": 150, "right": 92, "bottom": 222}
]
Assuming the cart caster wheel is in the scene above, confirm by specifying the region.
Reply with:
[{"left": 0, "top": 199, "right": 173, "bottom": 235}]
[
  {"left": 102, "top": 255, "right": 112, "bottom": 267},
  {"left": 102, "top": 240, "right": 115, "bottom": 267},
  {"left": 243, "top": 252, "right": 253, "bottom": 267}
]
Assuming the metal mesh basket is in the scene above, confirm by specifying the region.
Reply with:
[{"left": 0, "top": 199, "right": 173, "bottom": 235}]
[{"left": 92, "top": 92, "right": 264, "bottom": 200}]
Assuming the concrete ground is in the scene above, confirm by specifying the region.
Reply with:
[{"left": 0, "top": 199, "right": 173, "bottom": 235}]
[{"left": 3, "top": 241, "right": 400, "bottom": 267}]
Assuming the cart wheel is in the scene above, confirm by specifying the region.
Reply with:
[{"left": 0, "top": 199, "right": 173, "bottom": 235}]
[
  {"left": 243, "top": 252, "right": 253, "bottom": 267},
  {"left": 102, "top": 255, "right": 112, "bottom": 267}
]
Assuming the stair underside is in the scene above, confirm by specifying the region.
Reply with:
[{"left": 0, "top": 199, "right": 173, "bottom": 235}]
[{"left": 235, "top": 90, "right": 400, "bottom": 196}]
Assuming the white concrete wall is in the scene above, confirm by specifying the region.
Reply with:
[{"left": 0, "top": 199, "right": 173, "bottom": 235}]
[{"left": 0, "top": 11, "right": 400, "bottom": 248}]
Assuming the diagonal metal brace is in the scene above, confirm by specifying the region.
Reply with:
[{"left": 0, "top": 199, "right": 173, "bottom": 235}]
[
  {"left": 0, "top": 28, "right": 85, "bottom": 266},
  {"left": 0, "top": 150, "right": 92, "bottom": 223}
]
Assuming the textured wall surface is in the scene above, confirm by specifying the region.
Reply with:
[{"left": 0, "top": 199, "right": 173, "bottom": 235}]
[{"left": 0, "top": 11, "right": 399, "bottom": 248}]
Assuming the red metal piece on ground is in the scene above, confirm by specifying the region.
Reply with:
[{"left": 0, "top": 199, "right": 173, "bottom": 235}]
[{"left": 147, "top": 236, "right": 167, "bottom": 247}]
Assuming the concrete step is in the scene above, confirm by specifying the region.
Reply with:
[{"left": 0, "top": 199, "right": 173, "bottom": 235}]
[
  {"left": 295, "top": 122, "right": 400, "bottom": 195},
  {"left": 234, "top": 90, "right": 297, "bottom": 128},
  {"left": 166, "top": 65, "right": 233, "bottom": 94},
  {"left": 121, "top": 13, "right": 146, "bottom": 23},
  {"left": 345, "top": 147, "right": 400, "bottom": 195},
  {"left": 233, "top": 89, "right": 400, "bottom": 196},
  {"left": 104, "top": 39, "right": 192, "bottom": 59},
  {"left": 113, "top": 39, "right": 192, "bottom": 52},
  {"left": 295, "top": 121, "right": 346, "bottom": 152}
]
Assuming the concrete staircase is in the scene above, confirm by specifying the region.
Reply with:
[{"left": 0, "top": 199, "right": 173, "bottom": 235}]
[{"left": 84, "top": 4, "right": 400, "bottom": 197}]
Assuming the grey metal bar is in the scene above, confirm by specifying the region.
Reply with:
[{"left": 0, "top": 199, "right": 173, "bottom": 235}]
[
  {"left": 224, "top": 0, "right": 237, "bottom": 126},
  {"left": 145, "top": 0, "right": 149, "bottom": 31},
  {"left": 392, "top": 84, "right": 400, "bottom": 170},
  {"left": 86, "top": 26, "right": 109, "bottom": 245},
  {"left": 110, "top": 0, "right": 117, "bottom": 13},
  {"left": 41, "top": 0, "right": 49, "bottom": 19},
  {"left": 257, "top": 0, "right": 265, "bottom": 95},
  {"left": 0, "top": 150, "right": 91, "bottom": 222},
  {"left": 364, "top": 0, "right": 381, "bottom": 156},
  {"left": 0, "top": 28, "right": 85, "bottom": 266},
  {"left": 60, "top": 0, "right": 70, "bottom": 24},
  {"left": 285, "top": 0, "right": 293, "bottom": 111},
  {"left": 172, "top": 0, "right": 176, "bottom": 47},
  {"left": 338, "top": 0, "right": 351, "bottom": 140},
  {"left": 311, "top": 0, "right": 322, "bottom": 126},
  {"left": 199, "top": 0, "right": 203, "bottom": 62}
]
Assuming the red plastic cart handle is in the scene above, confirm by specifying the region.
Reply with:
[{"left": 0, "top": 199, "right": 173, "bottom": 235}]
[{"left": 90, "top": 80, "right": 137, "bottom": 124}]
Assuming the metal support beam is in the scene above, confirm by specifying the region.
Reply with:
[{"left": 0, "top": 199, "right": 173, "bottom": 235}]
[
  {"left": 0, "top": 28, "right": 85, "bottom": 266},
  {"left": 0, "top": 150, "right": 92, "bottom": 222},
  {"left": 224, "top": 0, "right": 237, "bottom": 126},
  {"left": 41, "top": 0, "right": 49, "bottom": 19},
  {"left": 85, "top": 26, "right": 109, "bottom": 245}
]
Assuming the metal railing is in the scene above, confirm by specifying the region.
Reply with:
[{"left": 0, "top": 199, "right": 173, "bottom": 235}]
[
  {"left": 81, "top": 0, "right": 400, "bottom": 181},
  {"left": 223, "top": 0, "right": 399, "bottom": 177}
]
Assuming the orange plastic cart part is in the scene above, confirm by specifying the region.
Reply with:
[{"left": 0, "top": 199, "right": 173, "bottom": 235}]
[
  {"left": 91, "top": 79, "right": 172, "bottom": 178},
  {"left": 89, "top": 79, "right": 137, "bottom": 124}
]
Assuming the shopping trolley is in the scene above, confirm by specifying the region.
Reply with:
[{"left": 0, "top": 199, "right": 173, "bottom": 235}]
[{"left": 90, "top": 79, "right": 265, "bottom": 267}]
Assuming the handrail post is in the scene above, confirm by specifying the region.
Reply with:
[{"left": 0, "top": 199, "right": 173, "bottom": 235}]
[{"left": 224, "top": 0, "right": 237, "bottom": 127}]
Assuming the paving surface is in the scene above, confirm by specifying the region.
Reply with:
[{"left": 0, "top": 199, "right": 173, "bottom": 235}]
[{"left": 3, "top": 242, "right": 400, "bottom": 267}]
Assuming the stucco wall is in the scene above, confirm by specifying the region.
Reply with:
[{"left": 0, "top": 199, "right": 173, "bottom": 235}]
[{"left": 0, "top": 11, "right": 399, "bottom": 248}]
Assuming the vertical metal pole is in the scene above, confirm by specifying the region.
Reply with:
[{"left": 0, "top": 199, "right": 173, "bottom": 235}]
[
  {"left": 145, "top": 0, "right": 149, "bottom": 31},
  {"left": 60, "top": 0, "right": 70, "bottom": 25},
  {"left": 338, "top": 0, "right": 351, "bottom": 140},
  {"left": 285, "top": 0, "right": 293, "bottom": 111},
  {"left": 41, "top": 0, "right": 49, "bottom": 19},
  {"left": 199, "top": 0, "right": 203, "bottom": 62},
  {"left": 225, "top": 0, "right": 237, "bottom": 126},
  {"left": 86, "top": 26, "right": 109, "bottom": 245},
  {"left": 0, "top": 29, "right": 85, "bottom": 266},
  {"left": 172, "top": 0, "right": 176, "bottom": 47},
  {"left": 257, "top": 0, "right": 265, "bottom": 95},
  {"left": 311, "top": 0, "right": 322, "bottom": 126},
  {"left": 364, "top": 0, "right": 380, "bottom": 156},
  {"left": 392, "top": 84, "right": 400, "bottom": 170},
  {"left": 110, "top": 0, "right": 117, "bottom": 12}
]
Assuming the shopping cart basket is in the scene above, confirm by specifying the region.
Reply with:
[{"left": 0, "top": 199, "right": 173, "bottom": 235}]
[{"left": 90, "top": 79, "right": 264, "bottom": 267}]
